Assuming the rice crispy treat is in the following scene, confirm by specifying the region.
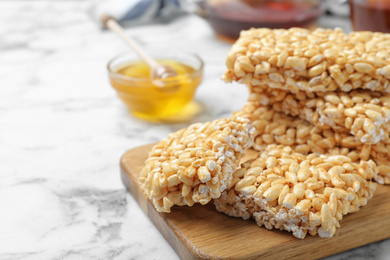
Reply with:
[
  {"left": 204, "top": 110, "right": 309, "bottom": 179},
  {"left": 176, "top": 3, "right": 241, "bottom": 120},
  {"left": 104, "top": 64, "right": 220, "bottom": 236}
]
[
  {"left": 239, "top": 104, "right": 361, "bottom": 156},
  {"left": 140, "top": 116, "right": 256, "bottom": 213},
  {"left": 370, "top": 148, "right": 390, "bottom": 185},
  {"left": 248, "top": 86, "right": 390, "bottom": 144},
  {"left": 214, "top": 145, "right": 378, "bottom": 239},
  {"left": 239, "top": 104, "right": 390, "bottom": 184},
  {"left": 223, "top": 28, "right": 390, "bottom": 93}
]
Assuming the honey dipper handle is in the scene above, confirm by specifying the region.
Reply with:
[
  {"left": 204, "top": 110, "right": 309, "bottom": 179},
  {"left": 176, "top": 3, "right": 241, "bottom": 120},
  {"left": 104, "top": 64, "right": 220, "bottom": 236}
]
[{"left": 100, "top": 14, "right": 158, "bottom": 68}]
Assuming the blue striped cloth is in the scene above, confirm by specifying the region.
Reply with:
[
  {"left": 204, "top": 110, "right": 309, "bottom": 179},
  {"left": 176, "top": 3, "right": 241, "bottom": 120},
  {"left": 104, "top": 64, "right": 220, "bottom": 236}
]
[{"left": 89, "top": 0, "right": 188, "bottom": 26}]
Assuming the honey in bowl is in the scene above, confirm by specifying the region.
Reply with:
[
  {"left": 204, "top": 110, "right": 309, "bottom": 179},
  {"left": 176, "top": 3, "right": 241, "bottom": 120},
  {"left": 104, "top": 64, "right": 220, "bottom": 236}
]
[{"left": 108, "top": 51, "right": 203, "bottom": 121}]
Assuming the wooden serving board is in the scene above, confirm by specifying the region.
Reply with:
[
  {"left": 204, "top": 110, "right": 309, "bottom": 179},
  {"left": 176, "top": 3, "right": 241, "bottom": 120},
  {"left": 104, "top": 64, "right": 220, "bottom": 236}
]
[{"left": 120, "top": 144, "right": 390, "bottom": 260}]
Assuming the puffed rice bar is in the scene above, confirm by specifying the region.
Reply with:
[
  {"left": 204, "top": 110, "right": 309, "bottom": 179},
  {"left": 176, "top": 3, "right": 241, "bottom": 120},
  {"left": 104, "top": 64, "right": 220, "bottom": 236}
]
[
  {"left": 140, "top": 116, "right": 256, "bottom": 213},
  {"left": 214, "top": 145, "right": 378, "bottom": 239},
  {"left": 248, "top": 86, "right": 390, "bottom": 144},
  {"left": 240, "top": 104, "right": 359, "bottom": 155},
  {"left": 239, "top": 104, "right": 390, "bottom": 184},
  {"left": 223, "top": 28, "right": 390, "bottom": 93}
]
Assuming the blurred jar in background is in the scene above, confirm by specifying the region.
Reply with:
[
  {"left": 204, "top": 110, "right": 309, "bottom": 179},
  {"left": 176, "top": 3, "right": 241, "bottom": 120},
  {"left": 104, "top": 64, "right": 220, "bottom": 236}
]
[
  {"left": 325, "top": 0, "right": 350, "bottom": 17},
  {"left": 194, "top": 0, "right": 323, "bottom": 41},
  {"left": 349, "top": 0, "right": 390, "bottom": 33}
]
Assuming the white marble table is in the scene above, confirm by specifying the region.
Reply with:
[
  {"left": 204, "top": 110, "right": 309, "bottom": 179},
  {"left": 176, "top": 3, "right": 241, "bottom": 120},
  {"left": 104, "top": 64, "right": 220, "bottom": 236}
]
[{"left": 1, "top": 1, "right": 390, "bottom": 259}]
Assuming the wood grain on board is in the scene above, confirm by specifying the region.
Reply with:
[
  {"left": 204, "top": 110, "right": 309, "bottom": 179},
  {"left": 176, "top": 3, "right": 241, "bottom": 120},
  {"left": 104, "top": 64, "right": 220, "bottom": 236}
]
[{"left": 120, "top": 143, "right": 390, "bottom": 260}]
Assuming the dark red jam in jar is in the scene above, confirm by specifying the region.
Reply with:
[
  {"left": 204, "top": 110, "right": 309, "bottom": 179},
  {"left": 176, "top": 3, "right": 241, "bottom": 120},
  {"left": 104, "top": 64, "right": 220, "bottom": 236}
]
[
  {"left": 199, "top": 0, "right": 323, "bottom": 41},
  {"left": 349, "top": 0, "right": 390, "bottom": 33}
]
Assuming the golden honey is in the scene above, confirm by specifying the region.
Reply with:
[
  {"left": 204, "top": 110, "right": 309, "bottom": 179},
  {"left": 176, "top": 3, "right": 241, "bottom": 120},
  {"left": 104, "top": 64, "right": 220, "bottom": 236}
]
[{"left": 109, "top": 59, "right": 202, "bottom": 121}]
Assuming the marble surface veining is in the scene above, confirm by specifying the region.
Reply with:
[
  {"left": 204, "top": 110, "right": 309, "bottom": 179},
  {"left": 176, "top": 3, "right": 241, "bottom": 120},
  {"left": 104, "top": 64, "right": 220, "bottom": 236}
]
[{"left": 1, "top": 1, "right": 390, "bottom": 259}]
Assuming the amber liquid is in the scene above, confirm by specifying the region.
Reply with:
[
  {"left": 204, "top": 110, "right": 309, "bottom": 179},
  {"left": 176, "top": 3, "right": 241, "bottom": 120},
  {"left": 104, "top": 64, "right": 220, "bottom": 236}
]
[
  {"left": 110, "top": 60, "right": 202, "bottom": 121},
  {"left": 203, "top": 0, "right": 322, "bottom": 40},
  {"left": 349, "top": 0, "right": 390, "bottom": 33}
]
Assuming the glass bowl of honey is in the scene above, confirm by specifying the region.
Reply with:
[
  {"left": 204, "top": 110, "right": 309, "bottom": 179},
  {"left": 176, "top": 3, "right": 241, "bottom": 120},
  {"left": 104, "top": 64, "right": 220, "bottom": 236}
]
[
  {"left": 108, "top": 50, "right": 204, "bottom": 121},
  {"left": 194, "top": 0, "right": 324, "bottom": 41}
]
